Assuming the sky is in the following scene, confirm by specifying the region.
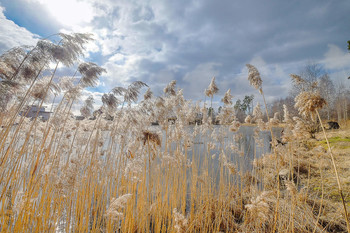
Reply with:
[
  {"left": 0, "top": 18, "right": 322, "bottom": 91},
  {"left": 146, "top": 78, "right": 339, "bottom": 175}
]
[{"left": 0, "top": 0, "right": 349, "bottom": 112}]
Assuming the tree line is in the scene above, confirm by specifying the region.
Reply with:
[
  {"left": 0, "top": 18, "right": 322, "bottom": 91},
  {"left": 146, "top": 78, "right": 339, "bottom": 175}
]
[{"left": 269, "top": 63, "right": 349, "bottom": 123}]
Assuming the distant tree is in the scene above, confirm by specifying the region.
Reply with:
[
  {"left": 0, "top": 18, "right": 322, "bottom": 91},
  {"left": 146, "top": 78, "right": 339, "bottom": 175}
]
[
  {"left": 207, "top": 107, "right": 217, "bottom": 124},
  {"left": 242, "top": 95, "right": 254, "bottom": 114},
  {"left": 218, "top": 106, "right": 222, "bottom": 113},
  {"left": 234, "top": 95, "right": 254, "bottom": 114},
  {"left": 269, "top": 99, "right": 283, "bottom": 121},
  {"left": 289, "top": 63, "right": 325, "bottom": 98},
  {"left": 347, "top": 40, "right": 349, "bottom": 80},
  {"left": 234, "top": 99, "right": 246, "bottom": 122},
  {"left": 335, "top": 81, "right": 350, "bottom": 122},
  {"left": 318, "top": 74, "right": 335, "bottom": 120},
  {"left": 234, "top": 99, "right": 241, "bottom": 111},
  {"left": 80, "top": 95, "right": 94, "bottom": 118},
  {"left": 270, "top": 97, "right": 298, "bottom": 120}
]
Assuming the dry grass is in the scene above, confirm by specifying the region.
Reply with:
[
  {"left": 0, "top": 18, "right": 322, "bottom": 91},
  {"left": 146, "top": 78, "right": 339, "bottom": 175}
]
[{"left": 1, "top": 41, "right": 349, "bottom": 232}]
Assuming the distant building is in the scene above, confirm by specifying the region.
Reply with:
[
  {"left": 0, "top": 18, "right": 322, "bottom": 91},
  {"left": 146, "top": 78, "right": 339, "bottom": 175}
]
[
  {"left": 20, "top": 105, "right": 52, "bottom": 121},
  {"left": 75, "top": 115, "right": 85, "bottom": 121}
]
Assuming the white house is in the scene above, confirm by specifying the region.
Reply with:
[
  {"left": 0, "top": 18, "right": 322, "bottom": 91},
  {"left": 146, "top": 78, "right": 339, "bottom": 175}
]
[{"left": 20, "top": 105, "right": 52, "bottom": 121}]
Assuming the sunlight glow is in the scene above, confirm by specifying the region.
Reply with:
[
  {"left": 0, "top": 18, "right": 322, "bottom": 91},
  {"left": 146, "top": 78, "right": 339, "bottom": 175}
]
[{"left": 37, "top": 0, "right": 95, "bottom": 27}]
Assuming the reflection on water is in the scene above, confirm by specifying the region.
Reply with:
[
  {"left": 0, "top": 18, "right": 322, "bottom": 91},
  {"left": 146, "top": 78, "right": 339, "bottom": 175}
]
[
  {"left": 154, "top": 124, "right": 283, "bottom": 208},
  {"left": 165, "top": 125, "right": 282, "bottom": 173}
]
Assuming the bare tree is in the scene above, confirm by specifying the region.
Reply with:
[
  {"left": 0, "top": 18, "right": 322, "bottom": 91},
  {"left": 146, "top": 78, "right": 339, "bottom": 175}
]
[
  {"left": 80, "top": 95, "right": 94, "bottom": 118},
  {"left": 289, "top": 63, "right": 324, "bottom": 98},
  {"left": 270, "top": 97, "right": 298, "bottom": 121},
  {"left": 234, "top": 99, "right": 246, "bottom": 122},
  {"left": 335, "top": 81, "right": 349, "bottom": 122},
  {"left": 318, "top": 74, "right": 335, "bottom": 120}
]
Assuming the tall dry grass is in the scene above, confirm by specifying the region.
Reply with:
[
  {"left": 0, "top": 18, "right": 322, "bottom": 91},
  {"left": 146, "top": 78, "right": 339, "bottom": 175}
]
[{"left": 0, "top": 35, "right": 348, "bottom": 232}]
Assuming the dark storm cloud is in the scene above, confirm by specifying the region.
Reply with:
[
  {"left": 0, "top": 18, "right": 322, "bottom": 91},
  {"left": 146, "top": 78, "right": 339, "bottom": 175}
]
[{"left": 161, "top": 0, "right": 350, "bottom": 65}]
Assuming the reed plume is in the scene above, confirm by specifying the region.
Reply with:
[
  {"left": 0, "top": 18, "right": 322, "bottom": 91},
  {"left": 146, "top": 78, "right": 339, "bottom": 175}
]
[
  {"left": 205, "top": 76, "right": 219, "bottom": 98},
  {"left": 290, "top": 74, "right": 305, "bottom": 85},
  {"left": 106, "top": 194, "right": 132, "bottom": 220},
  {"left": 112, "top": 81, "right": 148, "bottom": 105},
  {"left": 294, "top": 91, "right": 326, "bottom": 121},
  {"left": 78, "top": 62, "right": 106, "bottom": 87},
  {"left": 246, "top": 64, "right": 262, "bottom": 93},
  {"left": 252, "top": 102, "right": 263, "bottom": 121},
  {"left": 143, "top": 88, "right": 153, "bottom": 100},
  {"left": 164, "top": 80, "right": 177, "bottom": 96},
  {"left": 221, "top": 88, "right": 233, "bottom": 105},
  {"left": 102, "top": 93, "right": 120, "bottom": 113}
]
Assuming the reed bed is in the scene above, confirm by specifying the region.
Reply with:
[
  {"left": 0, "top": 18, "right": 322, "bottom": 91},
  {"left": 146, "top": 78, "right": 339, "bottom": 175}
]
[{"left": 0, "top": 33, "right": 349, "bottom": 232}]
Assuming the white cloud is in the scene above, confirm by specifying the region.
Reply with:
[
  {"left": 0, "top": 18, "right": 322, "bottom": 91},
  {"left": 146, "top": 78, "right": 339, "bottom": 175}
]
[
  {"left": 0, "top": 6, "right": 38, "bottom": 53},
  {"left": 102, "top": 54, "right": 145, "bottom": 88},
  {"left": 218, "top": 56, "right": 292, "bottom": 106},
  {"left": 319, "top": 44, "right": 350, "bottom": 85},
  {"left": 322, "top": 44, "right": 350, "bottom": 70},
  {"left": 109, "top": 53, "right": 125, "bottom": 63},
  {"left": 183, "top": 62, "right": 221, "bottom": 99},
  {"left": 27, "top": 0, "right": 97, "bottom": 27}
]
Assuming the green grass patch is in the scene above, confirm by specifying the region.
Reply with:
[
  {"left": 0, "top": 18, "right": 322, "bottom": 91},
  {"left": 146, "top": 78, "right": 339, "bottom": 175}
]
[{"left": 318, "top": 136, "right": 350, "bottom": 149}]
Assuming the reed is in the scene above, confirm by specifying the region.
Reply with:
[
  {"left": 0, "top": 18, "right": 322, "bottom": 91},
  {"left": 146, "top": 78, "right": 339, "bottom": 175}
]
[{"left": 0, "top": 37, "right": 348, "bottom": 232}]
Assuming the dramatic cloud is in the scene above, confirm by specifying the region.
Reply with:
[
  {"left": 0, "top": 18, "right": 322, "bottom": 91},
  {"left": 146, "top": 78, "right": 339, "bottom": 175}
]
[{"left": 0, "top": 0, "right": 349, "bottom": 108}]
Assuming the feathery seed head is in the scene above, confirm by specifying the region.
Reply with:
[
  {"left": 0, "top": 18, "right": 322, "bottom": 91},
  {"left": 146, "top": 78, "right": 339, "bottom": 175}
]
[
  {"left": 102, "top": 93, "right": 119, "bottom": 112},
  {"left": 106, "top": 194, "right": 132, "bottom": 220},
  {"left": 31, "top": 77, "right": 60, "bottom": 101},
  {"left": 164, "top": 80, "right": 177, "bottom": 96},
  {"left": 245, "top": 115, "right": 252, "bottom": 124},
  {"left": 113, "top": 81, "right": 148, "bottom": 104},
  {"left": 59, "top": 76, "right": 75, "bottom": 91},
  {"left": 285, "top": 180, "right": 298, "bottom": 198},
  {"left": 173, "top": 208, "right": 188, "bottom": 233},
  {"left": 229, "top": 120, "right": 241, "bottom": 132},
  {"left": 221, "top": 88, "right": 233, "bottom": 105},
  {"left": 142, "top": 130, "right": 161, "bottom": 146},
  {"left": 290, "top": 74, "right": 305, "bottom": 85},
  {"left": 253, "top": 102, "right": 263, "bottom": 120},
  {"left": 0, "top": 46, "right": 28, "bottom": 80},
  {"left": 125, "top": 83, "right": 147, "bottom": 104},
  {"left": 0, "top": 80, "right": 21, "bottom": 90},
  {"left": 65, "top": 85, "right": 82, "bottom": 99},
  {"left": 245, "top": 191, "right": 272, "bottom": 226},
  {"left": 20, "top": 66, "right": 36, "bottom": 81},
  {"left": 246, "top": 64, "right": 262, "bottom": 92},
  {"left": 143, "top": 88, "right": 153, "bottom": 100},
  {"left": 294, "top": 91, "right": 326, "bottom": 121},
  {"left": 37, "top": 33, "right": 93, "bottom": 67},
  {"left": 283, "top": 104, "right": 291, "bottom": 123},
  {"left": 78, "top": 62, "right": 106, "bottom": 87},
  {"left": 205, "top": 76, "right": 219, "bottom": 97}
]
